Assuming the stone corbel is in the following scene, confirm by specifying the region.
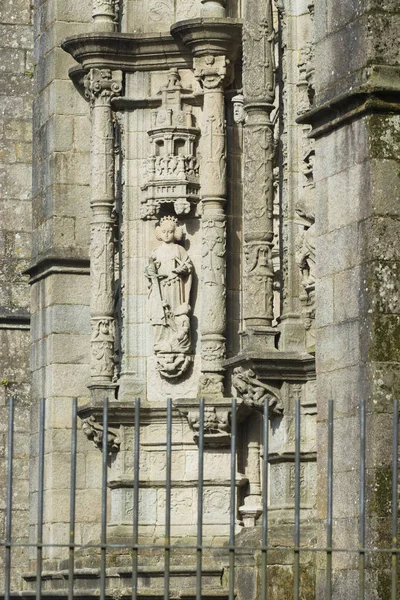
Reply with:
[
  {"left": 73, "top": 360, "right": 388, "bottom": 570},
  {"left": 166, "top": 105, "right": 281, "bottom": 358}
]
[
  {"left": 232, "top": 366, "right": 283, "bottom": 416},
  {"left": 81, "top": 414, "right": 121, "bottom": 452},
  {"left": 174, "top": 398, "right": 241, "bottom": 447}
]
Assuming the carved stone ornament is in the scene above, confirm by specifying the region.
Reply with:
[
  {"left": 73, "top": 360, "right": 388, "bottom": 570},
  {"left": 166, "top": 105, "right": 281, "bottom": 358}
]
[
  {"left": 232, "top": 367, "right": 283, "bottom": 416},
  {"left": 295, "top": 201, "right": 316, "bottom": 333},
  {"left": 145, "top": 216, "right": 194, "bottom": 379},
  {"left": 91, "top": 317, "right": 115, "bottom": 378},
  {"left": 188, "top": 406, "right": 230, "bottom": 446},
  {"left": 174, "top": 398, "right": 232, "bottom": 447},
  {"left": 297, "top": 42, "right": 315, "bottom": 116},
  {"left": 141, "top": 69, "right": 200, "bottom": 220},
  {"left": 84, "top": 68, "right": 122, "bottom": 106},
  {"left": 232, "top": 93, "right": 245, "bottom": 124},
  {"left": 81, "top": 415, "right": 120, "bottom": 452}
]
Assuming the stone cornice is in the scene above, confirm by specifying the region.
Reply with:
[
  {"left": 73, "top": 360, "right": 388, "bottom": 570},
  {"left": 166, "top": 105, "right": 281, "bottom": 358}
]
[
  {"left": 0, "top": 308, "right": 30, "bottom": 330},
  {"left": 298, "top": 65, "right": 400, "bottom": 138},
  {"left": 24, "top": 257, "right": 90, "bottom": 284},
  {"left": 170, "top": 17, "right": 242, "bottom": 59},
  {"left": 225, "top": 351, "right": 316, "bottom": 382},
  {"left": 62, "top": 32, "right": 192, "bottom": 72}
]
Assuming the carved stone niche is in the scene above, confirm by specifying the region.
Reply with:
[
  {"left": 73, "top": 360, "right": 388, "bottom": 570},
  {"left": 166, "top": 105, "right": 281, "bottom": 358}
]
[
  {"left": 174, "top": 397, "right": 244, "bottom": 447},
  {"left": 141, "top": 69, "right": 201, "bottom": 220}
]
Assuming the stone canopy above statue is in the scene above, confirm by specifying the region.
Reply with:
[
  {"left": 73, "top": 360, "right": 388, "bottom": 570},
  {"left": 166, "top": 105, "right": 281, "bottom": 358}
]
[{"left": 141, "top": 69, "right": 201, "bottom": 220}]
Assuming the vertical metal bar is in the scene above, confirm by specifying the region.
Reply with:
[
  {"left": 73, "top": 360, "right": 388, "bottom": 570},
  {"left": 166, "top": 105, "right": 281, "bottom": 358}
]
[
  {"left": 36, "top": 398, "right": 45, "bottom": 600},
  {"left": 5, "top": 397, "right": 14, "bottom": 600},
  {"left": 196, "top": 398, "right": 205, "bottom": 600},
  {"left": 132, "top": 397, "right": 140, "bottom": 600},
  {"left": 164, "top": 398, "right": 172, "bottom": 600},
  {"left": 326, "top": 399, "right": 333, "bottom": 599},
  {"left": 229, "top": 398, "right": 237, "bottom": 600},
  {"left": 261, "top": 397, "right": 269, "bottom": 600},
  {"left": 100, "top": 397, "right": 109, "bottom": 600},
  {"left": 392, "top": 398, "right": 398, "bottom": 600},
  {"left": 294, "top": 397, "right": 301, "bottom": 600},
  {"left": 68, "top": 398, "right": 78, "bottom": 600},
  {"left": 359, "top": 397, "right": 366, "bottom": 600}
]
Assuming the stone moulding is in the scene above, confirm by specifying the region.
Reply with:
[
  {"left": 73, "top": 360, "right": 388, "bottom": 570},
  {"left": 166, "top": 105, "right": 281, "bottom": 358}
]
[
  {"left": 61, "top": 32, "right": 192, "bottom": 72},
  {"left": 297, "top": 64, "right": 400, "bottom": 138},
  {"left": 225, "top": 351, "right": 316, "bottom": 382},
  {"left": 170, "top": 18, "right": 242, "bottom": 59}
]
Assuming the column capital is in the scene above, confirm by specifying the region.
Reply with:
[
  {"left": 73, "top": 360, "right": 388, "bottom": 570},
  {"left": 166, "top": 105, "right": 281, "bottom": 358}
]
[
  {"left": 170, "top": 18, "right": 241, "bottom": 63},
  {"left": 193, "top": 54, "right": 232, "bottom": 90},
  {"left": 84, "top": 68, "right": 122, "bottom": 106}
]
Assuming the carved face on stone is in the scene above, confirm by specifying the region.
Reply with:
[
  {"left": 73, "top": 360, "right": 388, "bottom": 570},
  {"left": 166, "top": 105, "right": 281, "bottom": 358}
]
[
  {"left": 159, "top": 221, "right": 175, "bottom": 243},
  {"left": 232, "top": 94, "right": 244, "bottom": 124},
  {"left": 155, "top": 218, "right": 183, "bottom": 244}
]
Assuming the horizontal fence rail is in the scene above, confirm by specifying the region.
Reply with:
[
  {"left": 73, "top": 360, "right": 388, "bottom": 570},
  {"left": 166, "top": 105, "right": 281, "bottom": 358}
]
[{"left": 0, "top": 396, "right": 399, "bottom": 599}]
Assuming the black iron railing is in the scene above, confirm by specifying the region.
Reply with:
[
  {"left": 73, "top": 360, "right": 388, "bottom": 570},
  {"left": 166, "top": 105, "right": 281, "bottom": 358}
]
[{"left": 1, "top": 396, "right": 399, "bottom": 599}]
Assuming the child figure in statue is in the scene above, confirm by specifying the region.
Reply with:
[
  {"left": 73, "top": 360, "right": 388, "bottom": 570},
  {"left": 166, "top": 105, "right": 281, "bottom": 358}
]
[{"left": 145, "top": 216, "right": 193, "bottom": 365}]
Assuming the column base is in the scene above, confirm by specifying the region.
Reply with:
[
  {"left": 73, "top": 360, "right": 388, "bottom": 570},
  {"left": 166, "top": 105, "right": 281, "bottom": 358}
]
[
  {"left": 88, "top": 382, "right": 118, "bottom": 403},
  {"left": 240, "top": 326, "right": 278, "bottom": 353}
]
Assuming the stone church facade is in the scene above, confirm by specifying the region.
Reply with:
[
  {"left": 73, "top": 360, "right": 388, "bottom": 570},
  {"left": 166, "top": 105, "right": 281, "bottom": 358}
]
[{"left": 0, "top": 0, "right": 399, "bottom": 598}]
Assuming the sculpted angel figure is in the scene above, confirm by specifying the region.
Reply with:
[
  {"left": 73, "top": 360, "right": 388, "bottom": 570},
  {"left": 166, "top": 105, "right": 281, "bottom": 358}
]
[{"left": 145, "top": 216, "right": 193, "bottom": 359}]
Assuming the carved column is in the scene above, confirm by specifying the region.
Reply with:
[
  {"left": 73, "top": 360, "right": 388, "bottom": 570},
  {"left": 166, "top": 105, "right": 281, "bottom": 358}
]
[
  {"left": 92, "top": 0, "right": 118, "bottom": 32},
  {"left": 194, "top": 55, "right": 231, "bottom": 397},
  {"left": 170, "top": 18, "right": 241, "bottom": 396},
  {"left": 242, "top": 0, "right": 277, "bottom": 350},
  {"left": 85, "top": 69, "right": 122, "bottom": 386}
]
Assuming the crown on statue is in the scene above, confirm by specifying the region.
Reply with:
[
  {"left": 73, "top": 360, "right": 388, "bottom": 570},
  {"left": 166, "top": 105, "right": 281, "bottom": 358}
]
[{"left": 159, "top": 215, "right": 178, "bottom": 226}]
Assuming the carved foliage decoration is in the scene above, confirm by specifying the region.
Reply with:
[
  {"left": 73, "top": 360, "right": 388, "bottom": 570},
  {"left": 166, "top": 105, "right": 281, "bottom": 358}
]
[
  {"left": 84, "top": 69, "right": 122, "bottom": 107},
  {"left": 232, "top": 367, "right": 283, "bottom": 416},
  {"left": 141, "top": 69, "right": 200, "bottom": 219},
  {"left": 145, "top": 216, "right": 194, "bottom": 379}
]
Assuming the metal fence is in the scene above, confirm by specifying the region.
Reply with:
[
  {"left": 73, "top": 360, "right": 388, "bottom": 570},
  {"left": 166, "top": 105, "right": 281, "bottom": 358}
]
[{"left": 1, "top": 396, "right": 399, "bottom": 599}]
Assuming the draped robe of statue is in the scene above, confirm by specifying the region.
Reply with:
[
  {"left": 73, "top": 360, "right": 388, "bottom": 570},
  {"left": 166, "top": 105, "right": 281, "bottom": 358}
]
[{"left": 146, "top": 237, "right": 193, "bottom": 355}]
